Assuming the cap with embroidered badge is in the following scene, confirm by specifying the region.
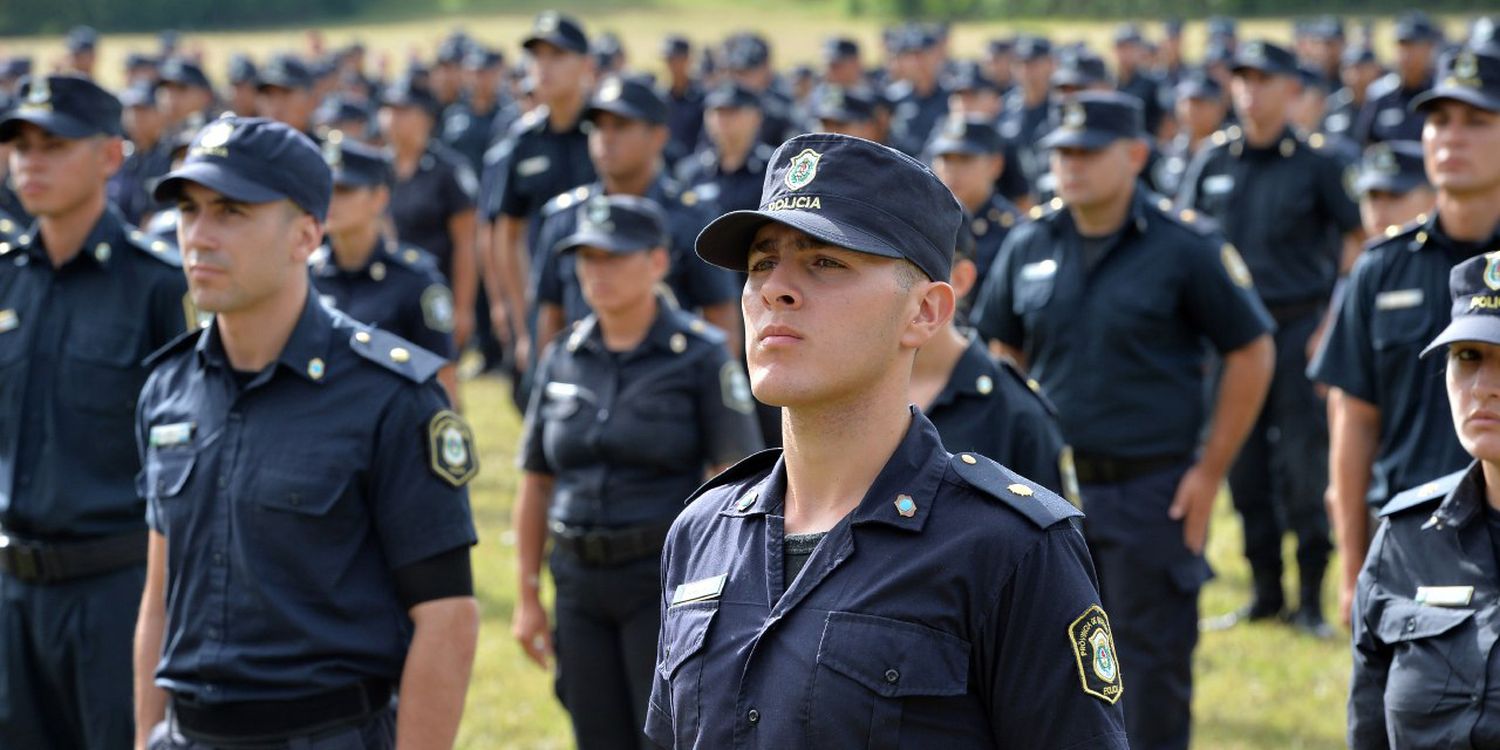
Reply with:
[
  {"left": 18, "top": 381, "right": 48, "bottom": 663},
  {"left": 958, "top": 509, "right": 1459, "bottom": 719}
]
[
  {"left": 0, "top": 75, "right": 124, "bottom": 142},
  {"left": 257, "top": 54, "right": 314, "bottom": 91},
  {"left": 152, "top": 116, "right": 333, "bottom": 222},
  {"left": 695, "top": 132, "right": 963, "bottom": 282},
  {"left": 926, "top": 115, "right": 1005, "bottom": 156},
  {"left": 1421, "top": 252, "right": 1500, "bottom": 357},
  {"left": 725, "top": 34, "right": 772, "bottom": 71},
  {"left": 1036, "top": 91, "right": 1145, "bottom": 150},
  {"left": 822, "top": 37, "right": 860, "bottom": 63},
  {"left": 523, "top": 11, "right": 589, "bottom": 56},
  {"left": 159, "top": 57, "right": 212, "bottom": 90},
  {"left": 1412, "top": 45, "right": 1500, "bottom": 113},
  {"left": 1232, "top": 40, "right": 1300, "bottom": 78},
  {"left": 811, "top": 85, "right": 876, "bottom": 124},
  {"left": 1354, "top": 140, "right": 1428, "bottom": 196},
  {"left": 585, "top": 76, "right": 667, "bottom": 125},
  {"left": 1014, "top": 35, "right": 1053, "bottom": 61},
  {"left": 323, "top": 132, "right": 393, "bottom": 189},
  {"left": 553, "top": 194, "right": 669, "bottom": 256}
]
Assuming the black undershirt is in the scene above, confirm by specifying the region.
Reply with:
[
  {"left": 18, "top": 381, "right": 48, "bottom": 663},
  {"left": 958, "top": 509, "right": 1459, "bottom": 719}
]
[
  {"left": 783, "top": 532, "right": 825, "bottom": 593},
  {"left": 1079, "top": 228, "right": 1124, "bottom": 273}
]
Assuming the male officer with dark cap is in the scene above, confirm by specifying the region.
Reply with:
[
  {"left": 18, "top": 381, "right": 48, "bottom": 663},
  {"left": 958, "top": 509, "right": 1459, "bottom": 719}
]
[
  {"left": 64, "top": 26, "right": 99, "bottom": 79},
  {"left": 885, "top": 25, "right": 951, "bottom": 158},
  {"left": 1350, "top": 140, "right": 1435, "bottom": 237},
  {"left": 313, "top": 133, "right": 460, "bottom": 402},
  {"left": 533, "top": 77, "right": 740, "bottom": 355},
  {"left": 256, "top": 54, "right": 319, "bottom": 137},
  {"left": 0, "top": 74, "right": 193, "bottom": 750},
  {"left": 1355, "top": 11, "right": 1443, "bottom": 146},
  {"left": 821, "top": 36, "right": 864, "bottom": 90},
  {"left": 481, "top": 10, "right": 596, "bottom": 373},
  {"left": 1001, "top": 36, "right": 1057, "bottom": 201},
  {"left": 110, "top": 81, "right": 175, "bottom": 226},
  {"left": 973, "top": 92, "right": 1275, "bottom": 750},
  {"left": 1327, "top": 45, "right": 1383, "bottom": 145},
  {"left": 809, "top": 85, "right": 880, "bottom": 142},
  {"left": 648, "top": 130, "right": 1127, "bottom": 749},
  {"left": 1178, "top": 40, "right": 1363, "bottom": 636},
  {"left": 224, "top": 55, "right": 259, "bottom": 117},
  {"left": 134, "top": 116, "right": 479, "bottom": 749},
  {"left": 676, "top": 82, "right": 775, "bottom": 214},
  {"left": 1154, "top": 73, "right": 1229, "bottom": 198},
  {"left": 660, "top": 35, "right": 706, "bottom": 170},
  {"left": 157, "top": 58, "right": 218, "bottom": 133},
  {"left": 927, "top": 114, "right": 1021, "bottom": 292},
  {"left": 723, "top": 33, "right": 798, "bottom": 150},
  {"left": 1311, "top": 45, "right": 1500, "bottom": 626},
  {"left": 441, "top": 47, "right": 512, "bottom": 173},
  {"left": 1113, "top": 24, "right": 1165, "bottom": 136}
]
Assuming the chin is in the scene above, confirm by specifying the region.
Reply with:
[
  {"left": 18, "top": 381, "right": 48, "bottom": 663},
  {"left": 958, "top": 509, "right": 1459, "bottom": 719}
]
[{"left": 1461, "top": 433, "right": 1500, "bottom": 465}]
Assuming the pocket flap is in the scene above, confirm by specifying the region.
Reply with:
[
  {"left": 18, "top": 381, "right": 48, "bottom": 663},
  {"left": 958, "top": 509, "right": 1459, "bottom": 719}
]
[
  {"left": 817, "top": 611, "right": 970, "bottom": 698},
  {"left": 659, "top": 602, "right": 717, "bottom": 678},
  {"left": 1375, "top": 597, "right": 1474, "bottom": 643},
  {"left": 253, "top": 466, "right": 351, "bottom": 516},
  {"left": 144, "top": 449, "right": 196, "bottom": 499}
]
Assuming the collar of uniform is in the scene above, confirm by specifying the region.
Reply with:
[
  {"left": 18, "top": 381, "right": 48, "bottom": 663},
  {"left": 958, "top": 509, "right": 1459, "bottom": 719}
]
[
  {"left": 1055, "top": 185, "right": 1151, "bottom": 239},
  {"left": 194, "top": 290, "right": 334, "bottom": 384},
  {"left": 311, "top": 236, "right": 390, "bottom": 278},
  {"left": 1239, "top": 125, "right": 1299, "bottom": 158},
  {"left": 1409, "top": 210, "right": 1500, "bottom": 255},
  {"left": 1430, "top": 460, "right": 1485, "bottom": 530},
  {"left": 18, "top": 204, "right": 127, "bottom": 269},
  {"left": 928, "top": 331, "right": 997, "bottom": 410},
  {"left": 570, "top": 301, "right": 680, "bottom": 356}
]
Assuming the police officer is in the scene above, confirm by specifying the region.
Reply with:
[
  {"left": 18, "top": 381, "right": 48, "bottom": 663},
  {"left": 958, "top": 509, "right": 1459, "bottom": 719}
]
[
  {"left": 63, "top": 26, "right": 99, "bottom": 80},
  {"left": 441, "top": 47, "right": 512, "bottom": 173},
  {"left": 135, "top": 116, "right": 479, "bottom": 749},
  {"left": 648, "top": 131, "right": 1127, "bottom": 748},
  {"left": 1349, "top": 253, "right": 1500, "bottom": 748},
  {"left": 926, "top": 115, "right": 1021, "bottom": 291},
  {"left": 157, "top": 58, "right": 218, "bottom": 133},
  {"left": 676, "top": 82, "right": 774, "bottom": 214},
  {"left": 1326, "top": 44, "right": 1380, "bottom": 143},
  {"left": 973, "top": 92, "right": 1275, "bottom": 750},
  {"left": 481, "top": 10, "right": 596, "bottom": 373},
  {"left": 809, "top": 84, "right": 880, "bottom": 142},
  {"left": 1153, "top": 73, "right": 1228, "bottom": 198},
  {"left": 532, "top": 77, "right": 740, "bottom": 354},
  {"left": 1113, "top": 24, "right": 1165, "bottom": 136},
  {"left": 723, "top": 33, "right": 798, "bottom": 149},
  {"left": 224, "top": 55, "right": 259, "bottom": 118},
  {"left": 1354, "top": 11, "right": 1443, "bottom": 146},
  {"left": 313, "top": 134, "right": 460, "bottom": 402},
  {"left": 0, "top": 75, "right": 192, "bottom": 750},
  {"left": 110, "top": 81, "right": 174, "bottom": 226},
  {"left": 660, "top": 35, "right": 706, "bottom": 171},
  {"left": 1350, "top": 140, "right": 1435, "bottom": 237},
  {"left": 1000, "top": 36, "right": 1056, "bottom": 199},
  {"left": 885, "top": 25, "right": 950, "bottom": 157},
  {"left": 379, "top": 77, "right": 479, "bottom": 355},
  {"left": 513, "top": 194, "right": 761, "bottom": 750},
  {"left": 1311, "top": 45, "right": 1500, "bottom": 626},
  {"left": 255, "top": 54, "right": 319, "bottom": 137},
  {"left": 1292, "top": 67, "right": 1361, "bottom": 167},
  {"left": 1178, "top": 40, "right": 1363, "bottom": 635}
]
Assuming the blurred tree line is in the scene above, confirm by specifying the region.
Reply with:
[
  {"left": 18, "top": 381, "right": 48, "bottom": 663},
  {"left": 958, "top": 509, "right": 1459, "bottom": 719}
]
[{"left": 0, "top": 0, "right": 363, "bottom": 35}]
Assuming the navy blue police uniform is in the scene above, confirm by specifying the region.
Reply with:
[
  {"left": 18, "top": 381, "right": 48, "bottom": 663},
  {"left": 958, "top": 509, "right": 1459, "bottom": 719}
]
[
  {"left": 382, "top": 79, "right": 479, "bottom": 287},
  {"left": 1349, "top": 253, "right": 1500, "bottom": 748},
  {"left": 1177, "top": 41, "right": 1363, "bottom": 626},
  {"left": 1150, "top": 74, "right": 1226, "bottom": 199},
  {"left": 140, "top": 117, "right": 477, "bottom": 749},
  {"left": 439, "top": 48, "right": 517, "bottom": 172},
  {"left": 648, "top": 132, "right": 1127, "bottom": 749},
  {"left": 973, "top": 93, "right": 1274, "bottom": 750},
  {"left": 520, "top": 195, "right": 762, "bottom": 749},
  {"left": 926, "top": 115, "right": 1022, "bottom": 287},
  {"left": 1352, "top": 12, "right": 1442, "bottom": 146},
  {"left": 311, "top": 137, "right": 459, "bottom": 362},
  {"left": 109, "top": 82, "right": 177, "bottom": 226},
  {"left": 885, "top": 26, "right": 951, "bottom": 157},
  {"left": 1324, "top": 45, "right": 1375, "bottom": 142},
  {"left": 660, "top": 36, "right": 706, "bottom": 170},
  {"left": 999, "top": 37, "right": 1057, "bottom": 199},
  {"left": 0, "top": 75, "right": 194, "bottom": 750},
  {"left": 675, "top": 83, "right": 778, "bottom": 214}
]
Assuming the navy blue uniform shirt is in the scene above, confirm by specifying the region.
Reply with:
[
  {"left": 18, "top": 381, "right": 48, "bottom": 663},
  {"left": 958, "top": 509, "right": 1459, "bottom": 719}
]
[
  {"left": 1310, "top": 214, "right": 1496, "bottom": 507},
  {"left": 520, "top": 304, "right": 762, "bottom": 528},
  {"left": 973, "top": 187, "right": 1273, "bottom": 457},
  {"left": 675, "top": 143, "right": 776, "bottom": 214},
  {"left": 1177, "top": 126, "right": 1362, "bottom": 306},
  {"left": 663, "top": 82, "right": 706, "bottom": 169},
  {"left": 389, "top": 142, "right": 477, "bottom": 284},
  {"left": 137, "top": 295, "right": 477, "bottom": 702},
  {"left": 886, "top": 80, "right": 950, "bottom": 157},
  {"left": 1353, "top": 73, "right": 1432, "bottom": 146},
  {"left": 534, "top": 180, "right": 738, "bottom": 325},
  {"left": 967, "top": 192, "right": 1023, "bottom": 285},
  {"left": 480, "top": 106, "right": 596, "bottom": 226},
  {"left": 0, "top": 209, "right": 190, "bottom": 540},
  {"left": 645, "top": 409, "right": 1128, "bottom": 749},
  {"left": 310, "top": 237, "right": 458, "bottom": 361},
  {"left": 1350, "top": 463, "right": 1500, "bottom": 748},
  {"left": 108, "top": 138, "right": 175, "bottom": 225},
  {"left": 440, "top": 97, "right": 517, "bottom": 172}
]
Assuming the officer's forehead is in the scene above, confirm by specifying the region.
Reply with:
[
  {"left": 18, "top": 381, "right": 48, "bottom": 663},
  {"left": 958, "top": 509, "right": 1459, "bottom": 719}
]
[{"left": 748, "top": 223, "right": 844, "bottom": 254}]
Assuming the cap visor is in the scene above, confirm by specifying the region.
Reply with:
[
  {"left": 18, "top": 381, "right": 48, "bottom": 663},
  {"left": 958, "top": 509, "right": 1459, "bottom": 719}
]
[
  {"left": 1230, "top": 61, "right": 1290, "bottom": 77},
  {"left": 1037, "top": 129, "right": 1120, "bottom": 150},
  {"left": 1356, "top": 174, "right": 1424, "bottom": 196},
  {"left": 695, "top": 208, "right": 904, "bottom": 272},
  {"left": 927, "top": 139, "right": 996, "bottom": 157},
  {"left": 585, "top": 102, "right": 654, "bottom": 124},
  {"left": 152, "top": 162, "right": 289, "bottom": 205},
  {"left": 523, "top": 35, "right": 585, "bottom": 55},
  {"left": 1421, "top": 317, "right": 1500, "bottom": 358},
  {"left": 554, "top": 229, "right": 654, "bottom": 256},
  {"left": 1412, "top": 86, "right": 1500, "bottom": 114},
  {"left": 0, "top": 111, "right": 98, "bottom": 142},
  {"left": 332, "top": 173, "right": 385, "bottom": 189}
]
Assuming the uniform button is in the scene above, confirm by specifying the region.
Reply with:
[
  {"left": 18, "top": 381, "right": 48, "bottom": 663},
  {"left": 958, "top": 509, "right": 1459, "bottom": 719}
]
[
  {"left": 1405, "top": 618, "right": 1416, "bottom": 633},
  {"left": 212, "top": 551, "right": 224, "bottom": 565},
  {"left": 747, "top": 709, "right": 760, "bottom": 724},
  {"left": 206, "top": 626, "right": 220, "bottom": 639},
  {"left": 598, "top": 409, "right": 610, "bottom": 422},
  {"left": 217, "top": 476, "right": 229, "bottom": 490},
  {"left": 884, "top": 669, "right": 900, "bottom": 683}
]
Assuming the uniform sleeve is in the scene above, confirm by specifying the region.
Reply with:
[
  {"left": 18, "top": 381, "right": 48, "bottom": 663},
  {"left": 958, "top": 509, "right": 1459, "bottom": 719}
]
[
  {"left": 518, "top": 346, "right": 556, "bottom": 474},
  {"left": 1352, "top": 98, "right": 1378, "bottom": 146},
  {"left": 971, "top": 231, "right": 1026, "bottom": 347},
  {"left": 135, "top": 376, "right": 163, "bottom": 533},
  {"left": 1348, "top": 521, "right": 1393, "bottom": 749},
  {"left": 695, "top": 347, "right": 764, "bottom": 467},
  {"left": 533, "top": 214, "right": 566, "bottom": 305},
  {"left": 1308, "top": 253, "right": 1379, "bottom": 399},
  {"left": 368, "top": 382, "right": 478, "bottom": 569},
  {"left": 495, "top": 139, "right": 532, "bottom": 220},
  {"left": 645, "top": 534, "right": 677, "bottom": 747},
  {"left": 442, "top": 161, "right": 478, "bottom": 216},
  {"left": 1316, "top": 152, "right": 1364, "bottom": 235},
  {"left": 1179, "top": 233, "right": 1275, "bottom": 353},
  {"left": 408, "top": 275, "right": 459, "bottom": 361},
  {"left": 479, "top": 138, "right": 517, "bottom": 221},
  {"left": 979, "top": 525, "right": 1130, "bottom": 748}
]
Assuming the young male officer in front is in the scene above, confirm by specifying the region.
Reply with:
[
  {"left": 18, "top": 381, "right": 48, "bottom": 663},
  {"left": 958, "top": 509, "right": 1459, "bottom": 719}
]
[{"left": 646, "top": 132, "right": 1128, "bottom": 749}]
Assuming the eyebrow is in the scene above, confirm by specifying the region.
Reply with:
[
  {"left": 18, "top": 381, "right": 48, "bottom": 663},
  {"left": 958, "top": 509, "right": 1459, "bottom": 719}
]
[{"left": 748, "top": 234, "right": 836, "bottom": 256}]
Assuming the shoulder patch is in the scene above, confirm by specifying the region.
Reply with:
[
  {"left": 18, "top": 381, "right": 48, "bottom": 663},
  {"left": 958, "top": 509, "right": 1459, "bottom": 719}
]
[
  {"left": 420, "top": 284, "right": 456, "bottom": 333},
  {"left": 349, "top": 326, "right": 446, "bottom": 383},
  {"left": 1381, "top": 470, "right": 1465, "bottom": 517},
  {"left": 1069, "top": 604, "right": 1124, "bottom": 704},
  {"left": 949, "top": 452, "right": 1081, "bottom": 528},
  {"left": 684, "top": 448, "right": 782, "bottom": 506},
  {"left": 126, "top": 228, "right": 183, "bottom": 268},
  {"left": 427, "top": 410, "right": 478, "bottom": 487}
]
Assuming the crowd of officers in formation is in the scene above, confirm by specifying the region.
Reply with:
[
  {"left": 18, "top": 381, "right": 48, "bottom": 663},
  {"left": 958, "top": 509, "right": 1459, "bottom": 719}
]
[{"left": 1, "top": 6, "right": 1500, "bottom": 750}]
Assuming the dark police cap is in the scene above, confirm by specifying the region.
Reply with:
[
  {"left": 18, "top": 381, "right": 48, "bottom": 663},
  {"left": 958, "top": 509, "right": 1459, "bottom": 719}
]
[
  {"left": 1232, "top": 40, "right": 1299, "bottom": 77},
  {"left": 258, "top": 54, "right": 314, "bottom": 90},
  {"left": 1014, "top": 36, "right": 1053, "bottom": 61},
  {"left": 987, "top": 37, "right": 1015, "bottom": 55},
  {"left": 1421, "top": 252, "right": 1500, "bottom": 356},
  {"left": 726, "top": 34, "right": 771, "bottom": 70},
  {"left": 661, "top": 34, "right": 691, "bottom": 59},
  {"left": 152, "top": 116, "right": 333, "bottom": 222},
  {"left": 1412, "top": 46, "right": 1500, "bottom": 113},
  {"left": 0, "top": 75, "right": 123, "bottom": 142},
  {"left": 313, "top": 96, "right": 370, "bottom": 129},
  {"left": 523, "top": 11, "right": 589, "bottom": 55},
  {"left": 1163, "top": 18, "right": 1184, "bottom": 38},
  {"left": 1298, "top": 65, "right": 1331, "bottom": 91},
  {"left": 380, "top": 78, "right": 442, "bottom": 119},
  {"left": 1114, "top": 23, "right": 1145, "bottom": 46},
  {"left": 159, "top": 57, "right": 212, "bottom": 90},
  {"left": 322, "top": 131, "right": 392, "bottom": 189},
  {"left": 66, "top": 26, "right": 98, "bottom": 53},
  {"left": 704, "top": 82, "right": 760, "bottom": 110},
  {"left": 696, "top": 132, "right": 963, "bottom": 282},
  {"left": 1052, "top": 52, "right": 1109, "bottom": 88},
  {"left": 1176, "top": 71, "right": 1224, "bottom": 101},
  {"left": 586, "top": 76, "right": 667, "bottom": 125},
  {"left": 1342, "top": 44, "right": 1378, "bottom": 67},
  {"left": 436, "top": 36, "right": 470, "bottom": 65},
  {"left": 1037, "top": 91, "right": 1145, "bottom": 150},
  {"left": 555, "top": 194, "right": 669, "bottom": 255},
  {"left": 927, "top": 115, "right": 1005, "bottom": 156},
  {"left": 464, "top": 47, "right": 504, "bottom": 70},
  {"left": 125, "top": 52, "right": 158, "bottom": 71},
  {"left": 948, "top": 60, "right": 1002, "bottom": 94},
  {"left": 812, "top": 85, "right": 876, "bottom": 123},
  {"left": 823, "top": 36, "right": 860, "bottom": 62},
  {"left": 1207, "top": 16, "right": 1238, "bottom": 39},
  {"left": 1396, "top": 11, "right": 1444, "bottom": 43},
  {"left": 889, "top": 25, "right": 938, "bottom": 55},
  {"left": 1354, "top": 140, "right": 1428, "bottom": 196},
  {"left": 0, "top": 57, "right": 32, "bottom": 79},
  {"left": 1305, "top": 16, "right": 1345, "bottom": 41},
  {"left": 117, "top": 81, "right": 158, "bottom": 109},
  {"left": 228, "top": 55, "right": 258, "bottom": 85}
]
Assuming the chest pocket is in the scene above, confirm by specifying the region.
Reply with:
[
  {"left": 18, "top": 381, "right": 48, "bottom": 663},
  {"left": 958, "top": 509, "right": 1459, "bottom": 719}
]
[
  {"left": 1012, "top": 261, "right": 1058, "bottom": 314},
  {"left": 811, "top": 611, "right": 970, "bottom": 750},
  {"left": 143, "top": 447, "right": 196, "bottom": 500},
  {"left": 540, "top": 382, "right": 589, "bottom": 421},
  {"left": 1375, "top": 597, "right": 1476, "bottom": 713},
  {"left": 657, "top": 602, "right": 718, "bottom": 748},
  {"left": 633, "top": 392, "right": 695, "bottom": 422},
  {"left": 1371, "top": 305, "right": 1433, "bottom": 351},
  {"left": 63, "top": 322, "right": 147, "bottom": 417},
  {"left": 249, "top": 465, "right": 359, "bottom": 593}
]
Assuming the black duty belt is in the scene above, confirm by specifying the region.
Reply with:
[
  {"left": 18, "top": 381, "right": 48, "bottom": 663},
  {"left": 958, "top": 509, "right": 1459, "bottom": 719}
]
[
  {"left": 0, "top": 529, "right": 147, "bottom": 584},
  {"left": 1265, "top": 298, "right": 1324, "bottom": 326},
  {"left": 1072, "top": 453, "right": 1190, "bottom": 486},
  {"left": 550, "top": 518, "right": 676, "bottom": 567},
  {"left": 172, "top": 679, "right": 391, "bottom": 746}
]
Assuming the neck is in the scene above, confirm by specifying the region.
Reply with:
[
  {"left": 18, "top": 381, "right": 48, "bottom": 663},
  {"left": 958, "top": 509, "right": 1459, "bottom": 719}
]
[
  {"left": 602, "top": 165, "right": 658, "bottom": 198},
  {"left": 40, "top": 190, "right": 107, "bottom": 268},
  {"left": 1436, "top": 189, "right": 1500, "bottom": 243},
  {"left": 1024, "top": 86, "right": 1048, "bottom": 108},
  {"left": 470, "top": 90, "right": 495, "bottom": 111},
  {"left": 911, "top": 326, "right": 968, "bottom": 390},
  {"left": 548, "top": 90, "right": 587, "bottom": 131},
  {"left": 216, "top": 280, "right": 309, "bottom": 372},
  {"left": 719, "top": 138, "right": 754, "bottom": 171},
  {"left": 1071, "top": 184, "right": 1135, "bottom": 236},
  {"left": 960, "top": 191, "right": 988, "bottom": 213},
  {"left": 598, "top": 295, "right": 658, "bottom": 351},
  {"left": 394, "top": 137, "right": 425, "bottom": 164},
  {"left": 781, "top": 369, "right": 914, "bottom": 534},
  {"left": 328, "top": 226, "right": 381, "bottom": 270},
  {"left": 1483, "top": 461, "right": 1500, "bottom": 512},
  {"left": 1241, "top": 117, "right": 1286, "bottom": 148}
]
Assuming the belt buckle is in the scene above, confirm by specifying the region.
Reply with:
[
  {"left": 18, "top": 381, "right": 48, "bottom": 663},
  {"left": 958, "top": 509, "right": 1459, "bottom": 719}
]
[
  {"left": 581, "top": 534, "right": 608, "bottom": 565},
  {"left": 0, "top": 535, "right": 40, "bottom": 581}
]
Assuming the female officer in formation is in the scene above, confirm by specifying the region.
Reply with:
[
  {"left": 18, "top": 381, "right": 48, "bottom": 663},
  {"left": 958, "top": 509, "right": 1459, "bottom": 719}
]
[
  {"left": 1350, "top": 253, "right": 1500, "bottom": 748},
  {"left": 509, "top": 194, "right": 762, "bottom": 750}
]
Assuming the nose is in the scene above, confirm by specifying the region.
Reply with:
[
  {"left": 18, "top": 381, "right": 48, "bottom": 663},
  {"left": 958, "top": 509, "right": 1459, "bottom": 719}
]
[
  {"left": 178, "top": 210, "right": 216, "bottom": 255},
  {"left": 750, "top": 259, "right": 802, "bottom": 311}
]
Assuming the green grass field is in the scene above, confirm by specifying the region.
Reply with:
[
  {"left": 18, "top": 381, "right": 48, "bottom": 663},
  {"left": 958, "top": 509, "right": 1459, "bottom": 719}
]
[{"left": 454, "top": 374, "right": 1349, "bottom": 749}]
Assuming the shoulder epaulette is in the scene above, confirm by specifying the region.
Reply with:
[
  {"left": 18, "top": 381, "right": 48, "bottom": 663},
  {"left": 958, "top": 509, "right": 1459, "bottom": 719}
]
[
  {"left": 143, "top": 326, "right": 205, "bottom": 368},
  {"left": 997, "top": 357, "right": 1057, "bottom": 417},
  {"left": 1027, "top": 196, "right": 1067, "bottom": 222},
  {"left": 683, "top": 448, "right": 782, "bottom": 506},
  {"left": 949, "top": 451, "right": 1081, "bottom": 528},
  {"left": 387, "top": 243, "right": 440, "bottom": 272},
  {"left": 126, "top": 228, "right": 183, "bottom": 268},
  {"left": 542, "top": 184, "right": 596, "bottom": 217},
  {"left": 349, "top": 325, "right": 445, "bottom": 383},
  {"left": 676, "top": 311, "right": 727, "bottom": 346},
  {"left": 1380, "top": 470, "right": 1465, "bottom": 518}
]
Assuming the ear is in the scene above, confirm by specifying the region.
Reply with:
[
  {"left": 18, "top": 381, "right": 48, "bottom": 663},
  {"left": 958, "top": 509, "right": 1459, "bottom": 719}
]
[
  {"left": 950, "top": 257, "right": 979, "bottom": 301},
  {"left": 289, "top": 210, "right": 324, "bottom": 263},
  {"left": 372, "top": 185, "right": 392, "bottom": 214},
  {"left": 1126, "top": 139, "right": 1150, "bottom": 173},
  {"left": 99, "top": 136, "right": 126, "bottom": 178},
  {"left": 899, "top": 278, "right": 956, "bottom": 351},
  {"left": 649, "top": 246, "right": 671, "bottom": 280}
]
